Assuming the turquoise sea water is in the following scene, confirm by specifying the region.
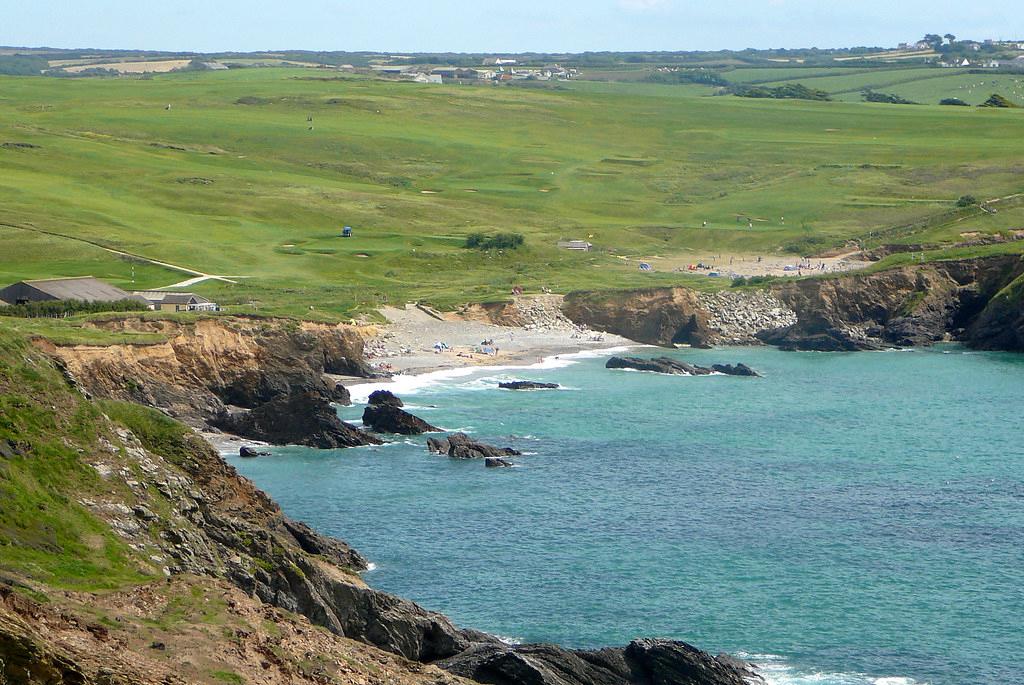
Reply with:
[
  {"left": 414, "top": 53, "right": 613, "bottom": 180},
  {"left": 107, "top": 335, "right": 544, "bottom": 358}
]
[{"left": 228, "top": 346, "right": 1024, "bottom": 685}]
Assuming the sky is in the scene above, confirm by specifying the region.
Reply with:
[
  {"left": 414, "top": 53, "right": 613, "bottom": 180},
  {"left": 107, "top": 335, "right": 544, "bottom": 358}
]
[{"left": 1, "top": 0, "right": 1022, "bottom": 53}]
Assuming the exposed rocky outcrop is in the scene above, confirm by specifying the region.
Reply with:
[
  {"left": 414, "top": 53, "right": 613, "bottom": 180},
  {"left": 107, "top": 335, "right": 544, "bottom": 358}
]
[
  {"left": 362, "top": 404, "right": 440, "bottom": 435},
  {"left": 963, "top": 273, "right": 1024, "bottom": 351},
  {"left": 498, "top": 381, "right": 560, "bottom": 390},
  {"left": 566, "top": 255, "right": 1024, "bottom": 352},
  {"left": 368, "top": 389, "right": 404, "bottom": 407},
  {"left": 485, "top": 457, "right": 514, "bottom": 468},
  {"left": 563, "top": 288, "right": 709, "bottom": 347},
  {"left": 440, "top": 638, "right": 759, "bottom": 685},
  {"left": 213, "top": 391, "right": 381, "bottom": 448},
  {"left": 711, "top": 363, "right": 759, "bottom": 377},
  {"left": 607, "top": 357, "right": 759, "bottom": 377},
  {"left": 361, "top": 390, "right": 440, "bottom": 435},
  {"left": 428, "top": 433, "right": 522, "bottom": 459},
  {"left": 44, "top": 317, "right": 375, "bottom": 427},
  {"left": 238, "top": 445, "right": 270, "bottom": 457},
  {"left": 607, "top": 356, "right": 714, "bottom": 375}
]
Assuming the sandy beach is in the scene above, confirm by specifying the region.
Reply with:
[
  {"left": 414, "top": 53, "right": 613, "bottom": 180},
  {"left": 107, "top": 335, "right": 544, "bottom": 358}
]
[
  {"left": 617, "top": 251, "right": 870, "bottom": 279},
  {"left": 346, "top": 301, "right": 634, "bottom": 382}
]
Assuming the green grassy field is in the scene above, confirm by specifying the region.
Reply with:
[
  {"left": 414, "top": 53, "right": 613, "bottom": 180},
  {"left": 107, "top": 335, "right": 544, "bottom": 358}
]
[{"left": 2, "top": 67, "right": 1023, "bottom": 319}]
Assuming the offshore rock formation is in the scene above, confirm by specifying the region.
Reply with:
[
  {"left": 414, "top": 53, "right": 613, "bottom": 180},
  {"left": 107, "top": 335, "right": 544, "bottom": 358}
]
[
  {"left": 606, "top": 357, "right": 759, "bottom": 377},
  {"left": 565, "top": 255, "right": 1024, "bottom": 352},
  {"left": 213, "top": 391, "right": 381, "bottom": 448},
  {"left": 362, "top": 391, "right": 440, "bottom": 435},
  {"left": 440, "top": 639, "right": 759, "bottom": 685},
  {"left": 498, "top": 381, "right": 560, "bottom": 390},
  {"left": 428, "top": 433, "right": 522, "bottom": 459}
]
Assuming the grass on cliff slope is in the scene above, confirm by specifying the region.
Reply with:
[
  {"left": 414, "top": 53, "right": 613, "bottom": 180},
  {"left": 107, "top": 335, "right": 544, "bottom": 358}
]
[
  {"left": 0, "top": 329, "right": 154, "bottom": 589},
  {"left": 2, "top": 68, "right": 1024, "bottom": 319}
]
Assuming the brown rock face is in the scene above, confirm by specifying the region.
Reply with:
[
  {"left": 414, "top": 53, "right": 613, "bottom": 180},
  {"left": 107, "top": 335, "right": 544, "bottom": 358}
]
[
  {"left": 563, "top": 288, "right": 709, "bottom": 347},
  {"left": 564, "top": 256, "right": 1024, "bottom": 352},
  {"left": 48, "top": 317, "right": 375, "bottom": 426}
]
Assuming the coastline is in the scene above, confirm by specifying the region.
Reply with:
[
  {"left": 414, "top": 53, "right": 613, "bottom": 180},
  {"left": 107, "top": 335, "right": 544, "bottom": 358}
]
[{"left": 338, "top": 301, "right": 640, "bottom": 386}]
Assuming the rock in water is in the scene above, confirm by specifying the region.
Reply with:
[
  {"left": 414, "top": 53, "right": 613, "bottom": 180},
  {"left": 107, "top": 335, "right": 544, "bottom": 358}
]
[
  {"left": 607, "top": 357, "right": 760, "bottom": 378},
  {"left": 367, "top": 390, "right": 403, "bottom": 407},
  {"left": 362, "top": 403, "right": 439, "bottom": 435},
  {"left": 498, "top": 381, "right": 560, "bottom": 390},
  {"left": 606, "top": 356, "right": 712, "bottom": 375},
  {"left": 439, "top": 638, "right": 758, "bottom": 685},
  {"left": 213, "top": 391, "right": 381, "bottom": 449},
  {"left": 239, "top": 445, "right": 270, "bottom": 458},
  {"left": 485, "top": 457, "right": 514, "bottom": 468},
  {"left": 710, "top": 363, "right": 760, "bottom": 377},
  {"left": 427, "top": 433, "right": 521, "bottom": 459}
]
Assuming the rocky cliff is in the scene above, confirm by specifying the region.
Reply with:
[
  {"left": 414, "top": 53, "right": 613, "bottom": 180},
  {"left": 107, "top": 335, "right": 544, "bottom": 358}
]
[
  {"left": 40, "top": 317, "right": 381, "bottom": 446},
  {"left": 564, "top": 255, "right": 1024, "bottom": 352},
  {"left": 0, "top": 328, "right": 755, "bottom": 685}
]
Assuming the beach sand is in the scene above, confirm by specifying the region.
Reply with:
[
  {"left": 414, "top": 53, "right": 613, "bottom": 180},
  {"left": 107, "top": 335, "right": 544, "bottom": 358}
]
[{"left": 344, "top": 302, "right": 633, "bottom": 383}]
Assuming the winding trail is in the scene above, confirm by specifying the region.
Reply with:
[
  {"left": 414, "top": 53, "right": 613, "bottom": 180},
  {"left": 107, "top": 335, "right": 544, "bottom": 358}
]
[{"left": 0, "top": 221, "right": 238, "bottom": 288}]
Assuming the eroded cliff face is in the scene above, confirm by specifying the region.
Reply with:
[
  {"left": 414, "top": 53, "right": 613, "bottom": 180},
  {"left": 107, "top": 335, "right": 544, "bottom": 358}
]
[
  {"left": 563, "top": 256, "right": 1024, "bottom": 352},
  {"left": 765, "top": 255, "right": 1024, "bottom": 350},
  {"left": 562, "top": 288, "right": 709, "bottom": 346},
  {"left": 40, "top": 317, "right": 379, "bottom": 445}
]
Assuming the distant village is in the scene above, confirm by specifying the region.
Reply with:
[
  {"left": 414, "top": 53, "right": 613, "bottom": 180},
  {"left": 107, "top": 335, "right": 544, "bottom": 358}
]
[{"left": 364, "top": 59, "right": 579, "bottom": 85}]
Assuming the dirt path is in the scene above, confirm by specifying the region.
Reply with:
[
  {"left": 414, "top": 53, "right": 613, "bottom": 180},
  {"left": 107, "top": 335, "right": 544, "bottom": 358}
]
[{"left": 0, "top": 221, "right": 237, "bottom": 287}]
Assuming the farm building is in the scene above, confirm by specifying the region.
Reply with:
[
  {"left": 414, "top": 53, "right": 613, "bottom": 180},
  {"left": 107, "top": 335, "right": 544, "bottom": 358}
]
[
  {"left": 557, "top": 240, "right": 593, "bottom": 251},
  {"left": 133, "top": 291, "right": 218, "bottom": 312},
  {"left": 0, "top": 277, "right": 141, "bottom": 305},
  {"left": 413, "top": 73, "right": 443, "bottom": 84}
]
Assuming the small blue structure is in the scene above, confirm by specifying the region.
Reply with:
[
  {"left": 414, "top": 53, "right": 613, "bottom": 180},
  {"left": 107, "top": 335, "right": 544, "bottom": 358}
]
[
  {"left": 342, "top": 226, "right": 353, "bottom": 238},
  {"left": 639, "top": 262, "right": 653, "bottom": 272}
]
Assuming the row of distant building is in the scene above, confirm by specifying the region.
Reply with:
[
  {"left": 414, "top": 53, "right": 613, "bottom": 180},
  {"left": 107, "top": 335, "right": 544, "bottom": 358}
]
[
  {"left": 940, "top": 57, "right": 1024, "bottom": 68},
  {"left": 0, "top": 277, "right": 218, "bottom": 312},
  {"left": 899, "top": 39, "right": 1024, "bottom": 51},
  {"left": 368, "top": 63, "right": 578, "bottom": 84}
]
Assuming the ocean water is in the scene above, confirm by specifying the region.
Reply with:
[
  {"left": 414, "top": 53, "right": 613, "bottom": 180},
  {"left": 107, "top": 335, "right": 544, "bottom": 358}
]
[{"left": 228, "top": 346, "right": 1024, "bottom": 685}]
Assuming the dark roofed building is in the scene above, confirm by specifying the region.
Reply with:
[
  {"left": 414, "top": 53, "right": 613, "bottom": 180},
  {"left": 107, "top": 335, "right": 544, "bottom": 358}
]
[
  {"left": 0, "top": 277, "right": 140, "bottom": 305},
  {"left": 133, "top": 290, "right": 218, "bottom": 312}
]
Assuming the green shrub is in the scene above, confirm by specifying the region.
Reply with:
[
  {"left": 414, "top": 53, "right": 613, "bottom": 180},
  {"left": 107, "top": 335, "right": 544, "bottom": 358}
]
[
  {"left": 645, "top": 69, "right": 730, "bottom": 87},
  {"left": 734, "top": 83, "right": 831, "bottom": 101},
  {"left": 863, "top": 91, "right": 918, "bottom": 105},
  {"left": 464, "top": 233, "right": 524, "bottom": 250},
  {"left": 0, "top": 298, "right": 148, "bottom": 319},
  {"left": 978, "top": 94, "right": 1018, "bottom": 108},
  {"left": 956, "top": 195, "right": 979, "bottom": 207}
]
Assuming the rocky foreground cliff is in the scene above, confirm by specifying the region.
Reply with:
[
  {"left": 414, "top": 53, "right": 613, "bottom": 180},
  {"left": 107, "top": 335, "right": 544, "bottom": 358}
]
[
  {"left": 0, "top": 327, "right": 758, "bottom": 684},
  {"left": 563, "top": 254, "right": 1024, "bottom": 352}
]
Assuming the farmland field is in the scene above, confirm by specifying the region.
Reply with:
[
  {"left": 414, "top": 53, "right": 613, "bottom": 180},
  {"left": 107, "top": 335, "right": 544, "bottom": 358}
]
[
  {"left": 2, "top": 67, "right": 1023, "bottom": 319},
  {"left": 831, "top": 73, "right": 1024, "bottom": 104},
  {"left": 760, "top": 67, "right": 968, "bottom": 93},
  {"left": 724, "top": 66, "right": 874, "bottom": 83}
]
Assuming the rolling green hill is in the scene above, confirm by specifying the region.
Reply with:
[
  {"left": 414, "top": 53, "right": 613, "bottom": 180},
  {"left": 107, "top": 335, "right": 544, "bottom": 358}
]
[{"left": 1, "top": 67, "right": 1023, "bottom": 319}]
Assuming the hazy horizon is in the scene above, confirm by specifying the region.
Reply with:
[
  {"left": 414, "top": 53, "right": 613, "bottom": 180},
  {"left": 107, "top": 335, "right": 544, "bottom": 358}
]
[{"left": 3, "top": 0, "right": 1022, "bottom": 54}]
